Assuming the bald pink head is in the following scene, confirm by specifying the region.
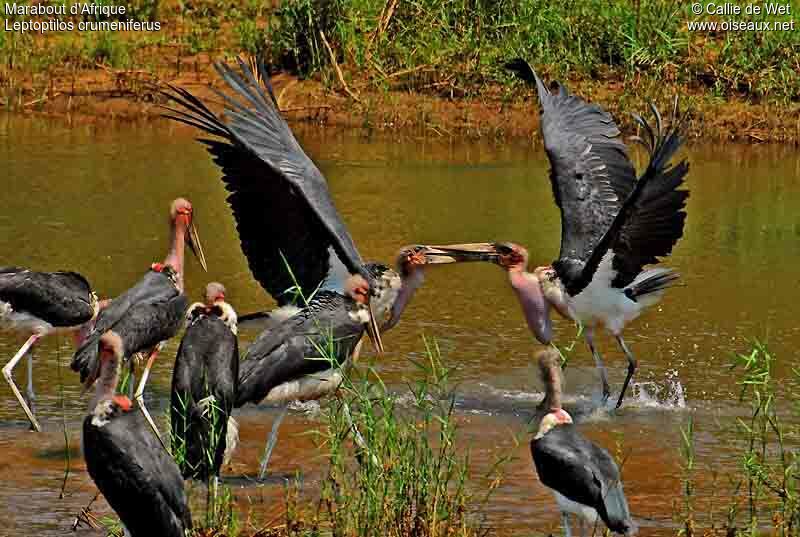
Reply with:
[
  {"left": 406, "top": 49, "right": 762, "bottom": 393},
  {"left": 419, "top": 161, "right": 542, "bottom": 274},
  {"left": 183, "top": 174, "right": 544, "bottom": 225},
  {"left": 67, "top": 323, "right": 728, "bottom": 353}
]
[
  {"left": 344, "top": 274, "right": 370, "bottom": 304},
  {"left": 204, "top": 282, "right": 226, "bottom": 305}
]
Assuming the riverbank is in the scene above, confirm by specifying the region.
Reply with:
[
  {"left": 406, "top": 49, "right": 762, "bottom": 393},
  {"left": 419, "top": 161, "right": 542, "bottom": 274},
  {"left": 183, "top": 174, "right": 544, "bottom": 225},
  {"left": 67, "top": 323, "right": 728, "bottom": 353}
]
[{"left": 1, "top": 0, "right": 798, "bottom": 142}]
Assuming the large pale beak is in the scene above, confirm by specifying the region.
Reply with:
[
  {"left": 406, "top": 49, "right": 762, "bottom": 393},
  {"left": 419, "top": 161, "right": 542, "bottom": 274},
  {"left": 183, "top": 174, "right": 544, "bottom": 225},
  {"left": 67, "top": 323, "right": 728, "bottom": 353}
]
[
  {"left": 186, "top": 219, "right": 208, "bottom": 272},
  {"left": 366, "top": 300, "right": 384, "bottom": 354},
  {"left": 416, "top": 243, "right": 501, "bottom": 264}
]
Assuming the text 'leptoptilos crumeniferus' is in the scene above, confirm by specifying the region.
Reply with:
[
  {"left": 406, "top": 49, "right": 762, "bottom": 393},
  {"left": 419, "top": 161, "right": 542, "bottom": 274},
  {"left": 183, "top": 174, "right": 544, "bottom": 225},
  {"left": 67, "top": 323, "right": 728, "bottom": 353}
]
[
  {"left": 499, "top": 59, "right": 690, "bottom": 408},
  {"left": 72, "top": 198, "right": 207, "bottom": 439}
]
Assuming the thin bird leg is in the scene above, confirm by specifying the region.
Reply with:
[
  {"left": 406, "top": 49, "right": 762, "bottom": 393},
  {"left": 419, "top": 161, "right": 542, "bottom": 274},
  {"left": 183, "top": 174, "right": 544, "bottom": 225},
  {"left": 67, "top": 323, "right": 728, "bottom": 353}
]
[
  {"left": 585, "top": 328, "right": 610, "bottom": 403},
  {"left": 342, "top": 401, "right": 378, "bottom": 466},
  {"left": 134, "top": 346, "right": 167, "bottom": 449},
  {"left": 615, "top": 335, "right": 639, "bottom": 409},
  {"left": 25, "top": 346, "right": 36, "bottom": 423},
  {"left": 561, "top": 511, "right": 573, "bottom": 537},
  {"left": 258, "top": 404, "right": 289, "bottom": 479},
  {"left": 2, "top": 334, "right": 42, "bottom": 431},
  {"left": 127, "top": 359, "right": 136, "bottom": 400}
]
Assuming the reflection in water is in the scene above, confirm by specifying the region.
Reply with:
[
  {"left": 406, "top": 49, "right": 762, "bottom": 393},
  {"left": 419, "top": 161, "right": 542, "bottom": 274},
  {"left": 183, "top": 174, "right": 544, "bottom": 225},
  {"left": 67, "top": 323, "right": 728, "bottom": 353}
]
[{"left": 0, "top": 113, "right": 799, "bottom": 535}]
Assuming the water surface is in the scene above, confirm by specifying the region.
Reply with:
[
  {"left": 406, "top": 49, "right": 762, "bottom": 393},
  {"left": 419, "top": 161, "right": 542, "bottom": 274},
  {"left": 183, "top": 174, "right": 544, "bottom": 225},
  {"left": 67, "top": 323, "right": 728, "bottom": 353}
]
[{"left": 1, "top": 113, "right": 799, "bottom": 535}]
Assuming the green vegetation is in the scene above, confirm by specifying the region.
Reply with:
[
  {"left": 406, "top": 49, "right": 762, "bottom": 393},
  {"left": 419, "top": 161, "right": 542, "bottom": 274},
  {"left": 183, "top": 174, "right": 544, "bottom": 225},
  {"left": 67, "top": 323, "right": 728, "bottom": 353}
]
[
  {"left": 0, "top": 0, "right": 797, "bottom": 138},
  {"left": 300, "top": 338, "right": 504, "bottom": 536},
  {"left": 265, "top": 0, "right": 799, "bottom": 102},
  {"left": 680, "top": 341, "right": 800, "bottom": 536}
]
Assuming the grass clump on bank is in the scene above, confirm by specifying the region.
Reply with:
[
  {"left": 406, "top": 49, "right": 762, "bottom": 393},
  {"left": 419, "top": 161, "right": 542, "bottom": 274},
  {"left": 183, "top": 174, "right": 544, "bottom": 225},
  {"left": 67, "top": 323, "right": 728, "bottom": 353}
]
[{"left": 265, "top": 0, "right": 798, "bottom": 102}]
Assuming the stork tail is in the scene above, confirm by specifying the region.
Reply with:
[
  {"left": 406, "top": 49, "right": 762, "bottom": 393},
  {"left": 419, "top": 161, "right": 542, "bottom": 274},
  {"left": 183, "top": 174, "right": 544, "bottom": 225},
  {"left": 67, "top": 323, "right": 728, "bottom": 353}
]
[{"left": 624, "top": 268, "right": 679, "bottom": 302}]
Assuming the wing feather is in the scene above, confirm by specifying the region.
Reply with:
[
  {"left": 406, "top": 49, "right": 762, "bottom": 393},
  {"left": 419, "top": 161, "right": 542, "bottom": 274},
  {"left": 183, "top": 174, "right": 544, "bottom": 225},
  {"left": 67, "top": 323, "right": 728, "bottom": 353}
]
[
  {"left": 163, "top": 57, "right": 366, "bottom": 303},
  {"left": 506, "top": 60, "right": 636, "bottom": 294}
]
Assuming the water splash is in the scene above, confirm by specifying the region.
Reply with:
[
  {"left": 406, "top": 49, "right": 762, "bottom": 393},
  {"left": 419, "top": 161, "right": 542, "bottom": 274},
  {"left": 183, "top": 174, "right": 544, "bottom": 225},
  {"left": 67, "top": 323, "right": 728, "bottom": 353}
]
[{"left": 629, "top": 369, "right": 687, "bottom": 410}]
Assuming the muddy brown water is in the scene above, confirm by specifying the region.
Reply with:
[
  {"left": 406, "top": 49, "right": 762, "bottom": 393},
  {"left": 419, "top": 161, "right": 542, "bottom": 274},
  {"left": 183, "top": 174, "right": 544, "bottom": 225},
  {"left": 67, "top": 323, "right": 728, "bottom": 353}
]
[{"left": 1, "top": 113, "right": 799, "bottom": 536}]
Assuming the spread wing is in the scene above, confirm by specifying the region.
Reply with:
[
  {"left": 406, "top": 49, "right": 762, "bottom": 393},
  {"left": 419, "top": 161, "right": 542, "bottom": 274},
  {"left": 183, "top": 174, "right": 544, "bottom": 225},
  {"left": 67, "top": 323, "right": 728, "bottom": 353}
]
[
  {"left": 163, "top": 58, "right": 366, "bottom": 304},
  {"left": 506, "top": 59, "right": 636, "bottom": 295},
  {"left": 605, "top": 103, "right": 689, "bottom": 288}
]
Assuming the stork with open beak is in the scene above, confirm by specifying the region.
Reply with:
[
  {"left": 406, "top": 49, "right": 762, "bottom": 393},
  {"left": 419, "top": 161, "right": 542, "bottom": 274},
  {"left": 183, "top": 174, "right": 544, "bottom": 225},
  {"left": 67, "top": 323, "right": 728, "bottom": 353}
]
[
  {"left": 163, "top": 58, "right": 501, "bottom": 475},
  {"left": 498, "top": 59, "right": 689, "bottom": 408},
  {"left": 0, "top": 268, "right": 102, "bottom": 431},
  {"left": 72, "top": 198, "right": 207, "bottom": 438}
]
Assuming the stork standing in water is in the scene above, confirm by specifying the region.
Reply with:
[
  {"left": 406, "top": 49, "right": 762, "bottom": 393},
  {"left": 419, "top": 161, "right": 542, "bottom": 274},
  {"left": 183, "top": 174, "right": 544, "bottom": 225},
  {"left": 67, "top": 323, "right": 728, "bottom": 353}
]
[
  {"left": 72, "top": 198, "right": 207, "bottom": 437},
  {"left": 0, "top": 269, "right": 101, "bottom": 431},
  {"left": 83, "top": 334, "right": 192, "bottom": 537},
  {"left": 532, "top": 349, "right": 635, "bottom": 537},
  {"left": 501, "top": 59, "right": 689, "bottom": 408},
  {"left": 171, "top": 282, "right": 239, "bottom": 481},
  {"left": 164, "top": 58, "right": 500, "bottom": 475}
]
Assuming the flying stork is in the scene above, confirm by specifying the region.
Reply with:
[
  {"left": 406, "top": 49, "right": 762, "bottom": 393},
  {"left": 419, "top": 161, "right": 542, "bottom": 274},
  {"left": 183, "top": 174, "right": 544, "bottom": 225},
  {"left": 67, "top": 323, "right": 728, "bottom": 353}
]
[
  {"left": 171, "top": 282, "right": 239, "bottom": 481},
  {"left": 163, "top": 58, "right": 500, "bottom": 475},
  {"left": 531, "top": 349, "right": 636, "bottom": 537},
  {"left": 500, "top": 59, "right": 689, "bottom": 408},
  {"left": 83, "top": 332, "right": 192, "bottom": 537},
  {"left": 0, "top": 268, "right": 102, "bottom": 431},
  {"left": 72, "top": 198, "right": 207, "bottom": 438}
]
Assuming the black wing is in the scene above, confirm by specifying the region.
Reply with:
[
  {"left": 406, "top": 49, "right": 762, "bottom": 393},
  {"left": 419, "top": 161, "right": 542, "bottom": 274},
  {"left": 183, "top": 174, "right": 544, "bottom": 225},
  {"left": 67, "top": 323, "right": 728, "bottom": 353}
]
[
  {"left": 83, "top": 410, "right": 192, "bottom": 536},
  {"left": 506, "top": 60, "right": 637, "bottom": 295},
  {"left": 606, "top": 103, "right": 689, "bottom": 288},
  {"left": 0, "top": 268, "right": 95, "bottom": 327},
  {"left": 71, "top": 270, "right": 179, "bottom": 383},
  {"left": 163, "top": 58, "right": 366, "bottom": 304},
  {"left": 532, "top": 424, "right": 633, "bottom": 534}
]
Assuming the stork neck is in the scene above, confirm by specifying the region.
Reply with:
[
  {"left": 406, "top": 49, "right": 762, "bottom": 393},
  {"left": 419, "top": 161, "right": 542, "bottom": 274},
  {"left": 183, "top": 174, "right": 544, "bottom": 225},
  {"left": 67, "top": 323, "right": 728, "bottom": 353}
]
[
  {"left": 88, "top": 353, "right": 121, "bottom": 414},
  {"left": 541, "top": 362, "right": 563, "bottom": 412},
  {"left": 163, "top": 217, "right": 187, "bottom": 291},
  {"left": 385, "top": 267, "right": 425, "bottom": 331},
  {"left": 509, "top": 270, "right": 553, "bottom": 344}
]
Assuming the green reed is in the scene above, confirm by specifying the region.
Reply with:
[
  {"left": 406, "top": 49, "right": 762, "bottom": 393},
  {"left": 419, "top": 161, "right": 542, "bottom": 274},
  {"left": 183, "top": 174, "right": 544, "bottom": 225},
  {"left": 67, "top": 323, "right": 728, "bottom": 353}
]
[{"left": 681, "top": 341, "right": 800, "bottom": 537}]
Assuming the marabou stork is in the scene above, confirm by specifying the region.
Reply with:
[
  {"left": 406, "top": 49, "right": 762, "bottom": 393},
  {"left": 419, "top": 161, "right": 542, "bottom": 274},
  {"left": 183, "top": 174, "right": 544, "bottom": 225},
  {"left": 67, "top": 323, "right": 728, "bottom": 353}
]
[
  {"left": 0, "top": 268, "right": 101, "bottom": 431},
  {"left": 83, "top": 335, "right": 192, "bottom": 537},
  {"left": 171, "top": 282, "right": 239, "bottom": 481},
  {"left": 501, "top": 59, "right": 689, "bottom": 408},
  {"left": 163, "top": 58, "right": 500, "bottom": 475},
  {"left": 531, "top": 349, "right": 635, "bottom": 537},
  {"left": 72, "top": 198, "right": 207, "bottom": 438}
]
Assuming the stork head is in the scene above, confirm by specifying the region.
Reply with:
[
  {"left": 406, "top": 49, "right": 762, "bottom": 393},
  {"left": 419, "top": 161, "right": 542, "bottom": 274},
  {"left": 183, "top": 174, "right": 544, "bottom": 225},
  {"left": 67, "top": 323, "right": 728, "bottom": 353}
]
[
  {"left": 363, "top": 263, "right": 402, "bottom": 325},
  {"left": 205, "top": 282, "right": 227, "bottom": 305},
  {"left": 345, "top": 273, "right": 384, "bottom": 355},
  {"left": 395, "top": 243, "right": 501, "bottom": 277},
  {"left": 493, "top": 242, "right": 529, "bottom": 272},
  {"left": 535, "top": 408, "right": 573, "bottom": 439},
  {"left": 169, "top": 198, "right": 207, "bottom": 272}
]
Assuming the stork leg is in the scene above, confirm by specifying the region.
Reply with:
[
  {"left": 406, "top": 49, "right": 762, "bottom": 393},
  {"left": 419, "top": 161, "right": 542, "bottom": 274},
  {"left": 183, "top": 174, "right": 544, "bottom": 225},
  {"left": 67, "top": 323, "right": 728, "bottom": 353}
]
[
  {"left": 615, "top": 335, "right": 638, "bottom": 409},
  {"left": 561, "top": 511, "right": 573, "bottom": 537},
  {"left": 2, "top": 334, "right": 42, "bottom": 431},
  {"left": 134, "top": 347, "right": 166, "bottom": 448},
  {"left": 127, "top": 360, "right": 136, "bottom": 400},
  {"left": 585, "top": 328, "right": 610, "bottom": 403},
  {"left": 25, "top": 347, "right": 36, "bottom": 426},
  {"left": 258, "top": 404, "right": 289, "bottom": 479}
]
